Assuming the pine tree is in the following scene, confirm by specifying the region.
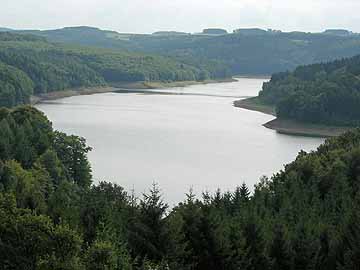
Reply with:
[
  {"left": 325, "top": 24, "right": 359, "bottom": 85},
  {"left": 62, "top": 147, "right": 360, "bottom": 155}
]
[
  {"left": 338, "top": 195, "right": 360, "bottom": 270},
  {"left": 232, "top": 183, "right": 250, "bottom": 215},
  {"left": 0, "top": 119, "right": 13, "bottom": 160},
  {"left": 242, "top": 221, "right": 269, "bottom": 270},
  {"left": 315, "top": 231, "right": 332, "bottom": 270},
  {"left": 129, "top": 183, "right": 168, "bottom": 262},
  {"left": 292, "top": 225, "right": 315, "bottom": 270},
  {"left": 240, "top": 183, "right": 251, "bottom": 203},
  {"left": 269, "top": 225, "right": 291, "bottom": 270}
]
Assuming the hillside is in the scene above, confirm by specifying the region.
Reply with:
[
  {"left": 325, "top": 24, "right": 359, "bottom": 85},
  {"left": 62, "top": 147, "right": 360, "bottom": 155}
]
[
  {"left": 256, "top": 55, "right": 360, "bottom": 126},
  {"left": 14, "top": 26, "right": 360, "bottom": 75},
  {"left": 0, "top": 27, "right": 13, "bottom": 32},
  {"left": 1, "top": 106, "right": 360, "bottom": 269},
  {"left": 0, "top": 32, "right": 221, "bottom": 107}
]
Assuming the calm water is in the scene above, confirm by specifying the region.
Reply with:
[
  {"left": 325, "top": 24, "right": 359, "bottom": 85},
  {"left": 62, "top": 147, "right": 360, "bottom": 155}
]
[{"left": 37, "top": 78, "right": 324, "bottom": 205}]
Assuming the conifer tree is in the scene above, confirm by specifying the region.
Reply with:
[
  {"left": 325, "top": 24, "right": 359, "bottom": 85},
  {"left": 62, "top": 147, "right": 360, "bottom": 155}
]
[{"left": 268, "top": 225, "right": 291, "bottom": 270}]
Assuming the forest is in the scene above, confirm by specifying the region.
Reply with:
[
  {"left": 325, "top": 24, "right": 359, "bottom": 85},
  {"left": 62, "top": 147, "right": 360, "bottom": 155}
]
[
  {"left": 1, "top": 105, "right": 359, "bottom": 269},
  {"left": 0, "top": 32, "right": 222, "bottom": 107},
  {"left": 258, "top": 55, "right": 360, "bottom": 126},
  {"left": 15, "top": 26, "right": 360, "bottom": 75}
]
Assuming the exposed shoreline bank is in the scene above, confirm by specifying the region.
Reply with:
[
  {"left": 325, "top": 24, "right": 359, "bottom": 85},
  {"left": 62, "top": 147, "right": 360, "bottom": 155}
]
[
  {"left": 234, "top": 97, "right": 276, "bottom": 116},
  {"left": 263, "top": 119, "right": 351, "bottom": 138},
  {"left": 234, "top": 97, "right": 352, "bottom": 137},
  {"left": 233, "top": 74, "right": 271, "bottom": 80},
  {"left": 31, "top": 78, "right": 236, "bottom": 104}
]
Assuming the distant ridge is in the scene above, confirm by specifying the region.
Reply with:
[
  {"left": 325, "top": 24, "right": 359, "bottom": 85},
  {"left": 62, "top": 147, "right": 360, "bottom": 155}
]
[
  {"left": 152, "top": 31, "right": 189, "bottom": 36},
  {"left": 0, "top": 27, "right": 13, "bottom": 32},
  {"left": 202, "top": 28, "right": 228, "bottom": 35},
  {"left": 323, "top": 29, "right": 356, "bottom": 36},
  {"left": 7, "top": 25, "right": 360, "bottom": 75}
]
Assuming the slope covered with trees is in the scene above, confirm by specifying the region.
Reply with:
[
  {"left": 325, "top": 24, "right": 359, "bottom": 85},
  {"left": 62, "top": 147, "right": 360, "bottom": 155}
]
[
  {"left": 1, "top": 106, "right": 360, "bottom": 269},
  {"left": 0, "top": 32, "right": 222, "bottom": 107},
  {"left": 19, "top": 26, "right": 360, "bottom": 76},
  {"left": 258, "top": 55, "right": 360, "bottom": 126}
]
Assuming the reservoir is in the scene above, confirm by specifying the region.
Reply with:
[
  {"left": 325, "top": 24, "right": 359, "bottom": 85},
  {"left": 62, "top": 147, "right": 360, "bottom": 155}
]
[{"left": 37, "top": 78, "right": 324, "bottom": 205}]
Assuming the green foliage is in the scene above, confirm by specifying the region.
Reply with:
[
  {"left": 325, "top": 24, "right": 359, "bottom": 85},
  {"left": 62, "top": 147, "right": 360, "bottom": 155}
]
[
  {"left": 1, "top": 106, "right": 360, "bottom": 269},
  {"left": 0, "top": 193, "right": 83, "bottom": 270},
  {"left": 129, "top": 183, "right": 169, "bottom": 262},
  {"left": 37, "top": 149, "right": 67, "bottom": 187},
  {"left": 259, "top": 55, "right": 360, "bottom": 125},
  {"left": 29, "top": 26, "right": 360, "bottom": 76},
  {"left": 53, "top": 131, "right": 92, "bottom": 188},
  {"left": 0, "top": 32, "right": 221, "bottom": 107},
  {"left": 85, "top": 240, "right": 119, "bottom": 270},
  {"left": 269, "top": 225, "right": 291, "bottom": 270},
  {"left": 0, "top": 62, "right": 33, "bottom": 107}
]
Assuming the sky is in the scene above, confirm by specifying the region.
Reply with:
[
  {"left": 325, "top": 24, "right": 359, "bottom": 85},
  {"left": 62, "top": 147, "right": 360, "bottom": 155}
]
[{"left": 1, "top": 0, "right": 360, "bottom": 34}]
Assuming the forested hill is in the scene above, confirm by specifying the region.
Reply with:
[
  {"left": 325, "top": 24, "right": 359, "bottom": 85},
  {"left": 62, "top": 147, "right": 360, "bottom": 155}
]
[
  {"left": 1, "top": 106, "right": 360, "bottom": 269},
  {"left": 0, "top": 32, "right": 223, "bottom": 107},
  {"left": 258, "top": 55, "right": 360, "bottom": 126},
  {"left": 15, "top": 26, "right": 360, "bottom": 75}
]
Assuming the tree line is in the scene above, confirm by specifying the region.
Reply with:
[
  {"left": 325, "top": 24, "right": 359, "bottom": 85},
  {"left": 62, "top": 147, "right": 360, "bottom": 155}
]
[
  {"left": 0, "top": 106, "right": 359, "bottom": 269},
  {"left": 0, "top": 32, "right": 222, "bottom": 108},
  {"left": 259, "top": 55, "right": 360, "bottom": 126}
]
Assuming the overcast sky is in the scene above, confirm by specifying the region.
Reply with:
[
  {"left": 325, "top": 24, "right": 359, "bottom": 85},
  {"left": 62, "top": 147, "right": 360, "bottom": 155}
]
[{"left": 2, "top": 0, "right": 360, "bottom": 33}]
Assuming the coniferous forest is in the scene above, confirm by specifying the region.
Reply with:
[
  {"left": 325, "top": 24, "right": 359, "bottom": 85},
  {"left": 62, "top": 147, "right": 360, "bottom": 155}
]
[{"left": 1, "top": 105, "right": 360, "bottom": 269}]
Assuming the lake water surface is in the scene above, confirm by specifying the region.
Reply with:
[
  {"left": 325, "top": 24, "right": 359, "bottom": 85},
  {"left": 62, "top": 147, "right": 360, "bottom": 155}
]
[{"left": 37, "top": 78, "right": 324, "bottom": 205}]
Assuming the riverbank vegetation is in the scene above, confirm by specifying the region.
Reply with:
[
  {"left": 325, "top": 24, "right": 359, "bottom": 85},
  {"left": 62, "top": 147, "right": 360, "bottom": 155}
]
[
  {"left": 258, "top": 55, "right": 360, "bottom": 126},
  {"left": 1, "top": 106, "right": 360, "bottom": 269},
  {"left": 0, "top": 32, "right": 225, "bottom": 107}
]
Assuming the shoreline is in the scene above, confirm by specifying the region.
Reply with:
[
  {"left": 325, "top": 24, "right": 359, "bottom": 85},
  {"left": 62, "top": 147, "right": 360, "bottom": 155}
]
[
  {"left": 264, "top": 119, "right": 351, "bottom": 138},
  {"left": 234, "top": 97, "right": 352, "bottom": 137},
  {"left": 234, "top": 97, "right": 276, "bottom": 116},
  {"left": 31, "top": 79, "right": 236, "bottom": 104},
  {"left": 110, "top": 78, "right": 236, "bottom": 90},
  {"left": 30, "top": 86, "right": 117, "bottom": 104},
  {"left": 233, "top": 74, "right": 271, "bottom": 80}
]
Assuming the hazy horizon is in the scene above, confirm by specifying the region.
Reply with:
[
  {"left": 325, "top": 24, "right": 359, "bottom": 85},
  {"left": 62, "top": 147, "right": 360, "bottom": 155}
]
[{"left": 2, "top": 0, "right": 360, "bottom": 34}]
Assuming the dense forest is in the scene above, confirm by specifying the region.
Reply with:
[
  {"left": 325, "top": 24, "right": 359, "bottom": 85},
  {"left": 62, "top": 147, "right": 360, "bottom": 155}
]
[
  {"left": 258, "top": 55, "right": 360, "bottom": 126},
  {"left": 1, "top": 106, "right": 360, "bottom": 269},
  {"left": 1, "top": 26, "right": 360, "bottom": 269},
  {"left": 0, "top": 32, "right": 222, "bottom": 107},
  {"left": 15, "top": 26, "right": 360, "bottom": 75}
]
